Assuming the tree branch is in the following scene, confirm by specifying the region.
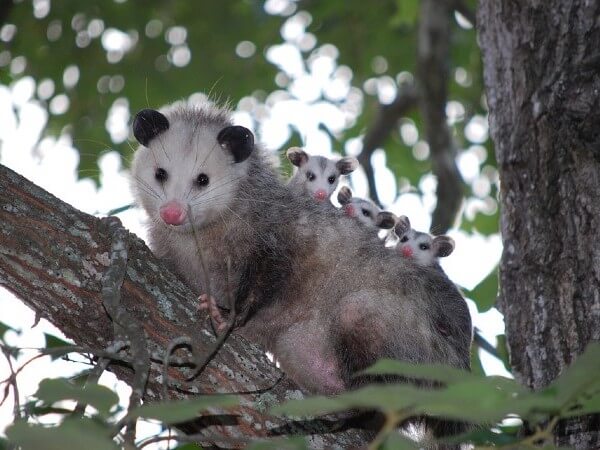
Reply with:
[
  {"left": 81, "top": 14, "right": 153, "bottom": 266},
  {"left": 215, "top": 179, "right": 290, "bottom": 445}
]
[
  {"left": 417, "top": 0, "right": 465, "bottom": 234},
  {"left": 0, "top": 163, "right": 367, "bottom": 448},
  {"left": 358, "top": 84, "right": 418, "bottom": 208}
]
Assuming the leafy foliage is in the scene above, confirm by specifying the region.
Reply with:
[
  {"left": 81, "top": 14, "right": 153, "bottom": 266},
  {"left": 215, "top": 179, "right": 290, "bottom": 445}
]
[{"left": 273, "top": 343, "right": 600, "bottom": 448}]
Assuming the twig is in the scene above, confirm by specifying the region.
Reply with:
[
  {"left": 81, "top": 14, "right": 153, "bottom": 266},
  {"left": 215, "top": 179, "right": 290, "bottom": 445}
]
[
  {"left": 0, "top": 343, "right": 133, "bottom": 389},
  {"left": 72, "top": 340, "right": 129, "bottom": 418},
  {"left": 0, "top": 346, "right": 21, "bottom": 422},
  {"left": 100, "top": 217, "right": 150, "bottom": 445},
  {"left": 358, "top": 84, "right": 419, "bottom": 208}
]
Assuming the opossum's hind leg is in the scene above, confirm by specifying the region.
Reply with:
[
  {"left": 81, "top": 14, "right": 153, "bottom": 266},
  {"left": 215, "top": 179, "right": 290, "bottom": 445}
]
[
  {"left": 335, "top": 289, "right": 428, "bottom": 387},
  {"left": 198, "top": 294, "right": 228, "bottom": 333}
]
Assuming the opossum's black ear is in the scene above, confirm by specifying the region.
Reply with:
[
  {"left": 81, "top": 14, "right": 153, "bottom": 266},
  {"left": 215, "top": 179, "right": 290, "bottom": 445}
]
[
  {"left": 376, "top": 212, "right": 397, "bottom": 229},
  {"left": 133, "top": 109, "right": 170, "bottom": 146},
  {"left": 336, "top": 157, "right": 358, "bottom": 175},
  {"left": 286, "top": 147, "right": 309, "bottom": 167},
  {"left": 337, "top": 186, "right": 352, "bottom": 205},
  {"left": 394, "top": 215, "right": 411, "bottom": 237},
  {"left": 432, "top": 235, "right": 455, "bottom": 258},
  {"left": 217, "top": 126, "right": 254, "bottom": 163}
]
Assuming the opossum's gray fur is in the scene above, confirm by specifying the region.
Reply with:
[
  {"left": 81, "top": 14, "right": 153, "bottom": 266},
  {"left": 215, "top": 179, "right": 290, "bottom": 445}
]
[{"left": 131, "top": 101, "right": 472, "bottom": 442}]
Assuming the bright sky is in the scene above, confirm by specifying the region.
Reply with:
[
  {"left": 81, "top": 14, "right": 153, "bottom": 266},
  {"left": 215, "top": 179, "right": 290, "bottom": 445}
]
[{"left": 0, "top": 2, "right": 509, "bottom": 447}]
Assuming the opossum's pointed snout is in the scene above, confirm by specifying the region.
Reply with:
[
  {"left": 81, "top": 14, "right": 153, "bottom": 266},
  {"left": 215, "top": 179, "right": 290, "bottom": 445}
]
[
  {"left": 314, "top": 189, "right": 327, "bottom": 201},
  {"left": 159, "top": 201, "right": 187, "bottom": 225},
  {"left": 401, "top": 245, "right": 413, "bottom": 258},
  {"left": 344, "top": 204, "right": 356, "bottom": 217}
]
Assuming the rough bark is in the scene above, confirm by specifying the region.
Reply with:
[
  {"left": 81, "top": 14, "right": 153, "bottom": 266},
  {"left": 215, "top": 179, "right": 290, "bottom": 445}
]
[
  {"left": 478, "top": 1, "right": 600, "bottom": 448},
  {"left": 0, "top": 163, "right": 367, "bottom": 448}
]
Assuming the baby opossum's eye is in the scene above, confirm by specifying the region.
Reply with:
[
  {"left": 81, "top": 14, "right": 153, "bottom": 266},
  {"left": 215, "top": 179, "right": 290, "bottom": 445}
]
[
  {"left": 195, "top": 173, "right": 210, "bottom": 187},
  {"left": 361, "top": 209, "right": 371, "bottom": 218},
  {"left": 419, "top": 243, "right": 430, "bottom": 251},
  {"left": 306, "top": 171, "right": 316, "bottom": 181},
  {"left": 327, "top": 175, "right": 336, "bottom": 184},
  {"left": 400, "top": 236, "right": 409, "bottom": 243},
  {"left": 155, "top": 168, "right": 168, "bottom": 183}
]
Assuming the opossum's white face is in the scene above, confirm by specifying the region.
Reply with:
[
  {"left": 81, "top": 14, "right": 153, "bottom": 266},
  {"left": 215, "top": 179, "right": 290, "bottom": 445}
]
[
  {"left": 337, "top": 186, "right": 396, "bottom": 230},
  {"left": 396, "top": 225, "right": 455, "bottom": 267},
  {"left": 130, "top": 107, "right": 253, "bottom": 233},
  {"left": 397, "top": 230, "right": 437, "bottom": 266},
  {"left": 287, "top": 148, "right": 358, "bottom": 202},
  {"left": 342, "top": 198, "right": 382, "bottom": 228}
]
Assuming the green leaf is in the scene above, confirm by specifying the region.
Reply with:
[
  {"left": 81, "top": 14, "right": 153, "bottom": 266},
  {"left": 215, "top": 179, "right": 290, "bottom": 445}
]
[
  {"left": 106, "top": 203, "right": 134, "bottom": 216},
  {"left": 273, "top": 384, "right": 426, "bottom": 417},
  {"left": 544, "top": 342, "right": 600, "bottom": 410},
  {"left": 173, "top": 445, "right": 204, "bottom": 450},
  {"left": 6, "top": 418, "right": 119, "bottom": 450},
  {"left": 246, "top": 437, "right": 308, "bottom": 450},
  {"left": 44, "top": 333, "right": 74, "bottom": 359},
  {"left": 381, "top": 432, "right": 420, "bottom": 449},
  {"left": 127, "top": 395, "right": 239, "bottom": 424},
  {"left": 562, "top": 389, "right": 600, "bottom": 418},
  {"left": 35, "top": 378, "right": 119, "bottom": 418},
  {"left": 360, "top": 359, "right": 475, "bottom": 384},
  {"left": 0, "top": 321, "right": 18, "bottom": 341},
  {"left": 450, "top": 428, "right": 521, "bottom": 446},
  {"left": 465, "top": 267, "right": 498, "bottom": 312},
  {"left": 410, "top": 376, "right": 527, "bottom": 423}
]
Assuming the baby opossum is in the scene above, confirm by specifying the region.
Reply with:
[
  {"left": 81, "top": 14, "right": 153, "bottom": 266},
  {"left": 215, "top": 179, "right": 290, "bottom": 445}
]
[
  {"left": 337, "top": 186, "right": 396, "bottom": 231},
  {"left": 130, "top": 101, "right": 471, "bottom": 439},
  {"left": 286, "top": 147, "right": 358, "bottom": 202},
  {"left": 394, "top": 216, "right": 455, "bottom": 267}
]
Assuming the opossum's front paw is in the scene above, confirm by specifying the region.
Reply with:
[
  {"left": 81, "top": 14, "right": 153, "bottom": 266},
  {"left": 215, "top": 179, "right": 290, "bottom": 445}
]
[{"left": 198, "top": 294, "right": 228, "bottom": 333}]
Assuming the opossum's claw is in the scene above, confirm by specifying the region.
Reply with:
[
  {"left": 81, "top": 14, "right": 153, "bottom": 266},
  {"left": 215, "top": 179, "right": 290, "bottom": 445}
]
[{"left": 198, "top": 294, "right": 228, "bottom": 333}]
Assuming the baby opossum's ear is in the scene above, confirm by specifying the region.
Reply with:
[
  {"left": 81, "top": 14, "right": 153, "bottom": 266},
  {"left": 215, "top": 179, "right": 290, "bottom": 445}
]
[
  {"left": 217, "top": 126, "right": 254, "bottom": 163},
  {"left": 432, "top": 235, "right": 455, "bottom": 258},
  {"left": 337, "top": 186, "right": 352, "bottom": 205},
  {"left": 376, "top": 212, "right": 397, "bottom": 229},
  {"left": 286, "top": 147, "right": 309, "bottom": 167},
  {"left": 133, "top": 109, "right": 170, "bottom": 146},
  {"left": 394, "top": 215, "right": 411, "bottom": 237},
  {"left": 336, "top": 157, "right": 359, "bottom": 175}
]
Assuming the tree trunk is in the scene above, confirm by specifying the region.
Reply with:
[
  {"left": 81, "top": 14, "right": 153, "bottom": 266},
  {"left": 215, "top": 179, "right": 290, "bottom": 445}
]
[
  {"left": 478, "top": 1, "right": 600, "bottom": 448},
  {"left": 0, "top": 164, "right": 366, "bottom": 448}
]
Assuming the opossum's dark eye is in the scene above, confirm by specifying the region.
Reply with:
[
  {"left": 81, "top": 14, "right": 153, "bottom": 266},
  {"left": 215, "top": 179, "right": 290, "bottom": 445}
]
[
  {"left": 400, "top": 236, "right": 409, "bottom": 243},
  {"left": 155, "top": 168, "right": 168, "bottom": 182},
  {"left": 195, "top": 173, "right": 209, "bottom": 187},
  {"left": 306, "top": 171, "right": 316, "bottom": 181},
  {"left": 361, "top": 209, "right": 371, "bottom": 218},
  {"left": 419, "top": 243, "right": 430, "bottom": 251},
  {"left": 327, "top": 175, "right": 336, "bottom": 184}
]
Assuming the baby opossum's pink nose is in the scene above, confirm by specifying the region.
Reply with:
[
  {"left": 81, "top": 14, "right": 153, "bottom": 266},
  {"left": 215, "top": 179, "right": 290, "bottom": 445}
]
[
  {"left": 160, "top": 201, "right": 187, "bottom": 225},
  {"left": 314, "top": 189, "right": 327, "bottom": 201},
  {"left": 344, "top": 204, "right": 356, "bottom": 217},
  {"left": 401, "top": 246, "right": 413, "bottom": 258}
]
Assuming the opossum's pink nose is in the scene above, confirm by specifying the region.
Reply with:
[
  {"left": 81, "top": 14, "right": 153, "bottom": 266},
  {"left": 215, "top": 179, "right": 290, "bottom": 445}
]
[
  {"left": 160, "top": 201, "right": 187, "bottom": 225},
  {"left": 314, "top": 189, "right": 327, "bottom": 201},
  {"left": 401, "top": 246, "right": 413, "bottom": 258},
  {"left": 344, "top": 204, "right": 356, "bottom": 217}
]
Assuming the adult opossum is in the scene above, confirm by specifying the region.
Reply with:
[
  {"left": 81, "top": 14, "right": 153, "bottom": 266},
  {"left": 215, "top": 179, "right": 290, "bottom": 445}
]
[{"left": 130, "top": 100, "right": 472, "bottom": 439}]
